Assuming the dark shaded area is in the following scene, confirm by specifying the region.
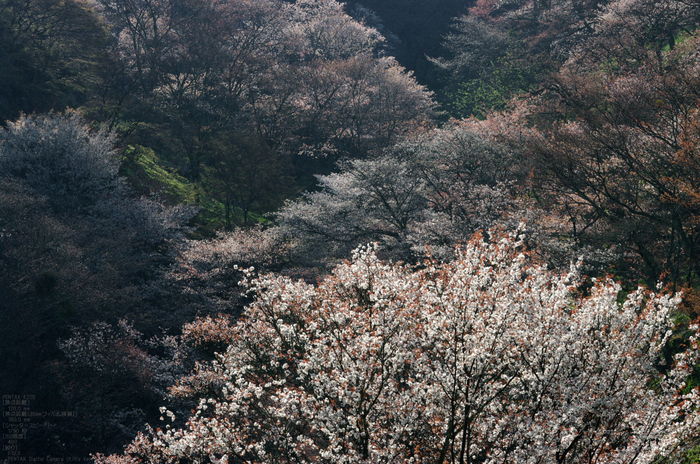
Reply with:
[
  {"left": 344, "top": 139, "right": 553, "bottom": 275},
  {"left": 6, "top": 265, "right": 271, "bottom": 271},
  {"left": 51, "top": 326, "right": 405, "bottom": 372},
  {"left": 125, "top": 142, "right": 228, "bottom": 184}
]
[
  {"left": 0, "top": 0, "right": 109, "bottom": 124},
  {"left": 345, "top": 0, "right": 471, "bottom": 90}
]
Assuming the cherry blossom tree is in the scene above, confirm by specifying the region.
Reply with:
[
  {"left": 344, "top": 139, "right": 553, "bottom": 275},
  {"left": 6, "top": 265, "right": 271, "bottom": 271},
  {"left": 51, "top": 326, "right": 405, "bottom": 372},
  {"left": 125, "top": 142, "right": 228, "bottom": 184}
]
[
  {"left": 0, "top": 110, "right": 197, "bottom": 244},
  {"left": 252, "top": 0, "right": 435, "bottom": 158},
  {"left": 277, "top": 123, "right": 521, "bottom": 263},
  {"left": 164, "top": 225, "right": 295, "bottom": 318},
  {"left": 95, "top": 231, "right": 700, "bottom": 464},
  {"left": 96, "top": 0, "right": 434, "bottom": 180},
  {"left": 507, "top": 21, "right": 700, "bottom": 285},
  {"left": 0, "top": 111, "right": 198, "bottom": 457},
  {"left": 583, "top": 0, "right": 700, "bottom": 69},
  {"left": 56, "top": 320, "right": 184, "bottom": 452},
  {"left": 0, "top": 110, "right": 120, "bottom": 206},
  {"left": 447, "top": 0, "right": 700, "bottom": 284},
  {"left": 277, "top": 155, "right": 430, "bottom": 261}
]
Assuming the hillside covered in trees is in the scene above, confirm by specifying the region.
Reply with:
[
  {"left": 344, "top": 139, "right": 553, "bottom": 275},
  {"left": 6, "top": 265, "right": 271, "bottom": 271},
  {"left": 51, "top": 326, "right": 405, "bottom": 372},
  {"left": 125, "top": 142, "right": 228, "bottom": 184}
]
[{"left": 3, "top": 0, "right": 700, "bottom": 462}]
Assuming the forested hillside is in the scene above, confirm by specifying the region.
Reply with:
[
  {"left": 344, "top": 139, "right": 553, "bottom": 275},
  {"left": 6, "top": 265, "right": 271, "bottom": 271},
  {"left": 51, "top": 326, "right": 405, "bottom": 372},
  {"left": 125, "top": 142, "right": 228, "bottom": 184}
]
[{"left": 2, "top": 0, "right": 700, "bottom": 462}]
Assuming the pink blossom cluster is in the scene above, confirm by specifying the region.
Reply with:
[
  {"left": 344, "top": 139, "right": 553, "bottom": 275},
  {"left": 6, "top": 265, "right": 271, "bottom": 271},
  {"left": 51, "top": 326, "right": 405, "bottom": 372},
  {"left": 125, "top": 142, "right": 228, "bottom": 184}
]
[{"left": 96, "top": 231, "right": 699, "bottom": 464}]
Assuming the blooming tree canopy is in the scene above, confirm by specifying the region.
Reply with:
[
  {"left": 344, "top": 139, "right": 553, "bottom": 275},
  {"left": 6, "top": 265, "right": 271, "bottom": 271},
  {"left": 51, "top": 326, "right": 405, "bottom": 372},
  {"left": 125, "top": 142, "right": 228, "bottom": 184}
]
[
  {"left": 277, "top": 124, "right": 520, "bottom": 263},
  {"left": 96, "top": 231, "right": 699, "bottom": 464}
]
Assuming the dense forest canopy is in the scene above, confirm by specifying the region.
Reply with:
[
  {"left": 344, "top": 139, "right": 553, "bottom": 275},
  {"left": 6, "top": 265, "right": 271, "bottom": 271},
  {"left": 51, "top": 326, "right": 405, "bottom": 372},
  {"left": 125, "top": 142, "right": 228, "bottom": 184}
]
[{"left": 3, "top": 0, "right": 700, "bottom": 462}]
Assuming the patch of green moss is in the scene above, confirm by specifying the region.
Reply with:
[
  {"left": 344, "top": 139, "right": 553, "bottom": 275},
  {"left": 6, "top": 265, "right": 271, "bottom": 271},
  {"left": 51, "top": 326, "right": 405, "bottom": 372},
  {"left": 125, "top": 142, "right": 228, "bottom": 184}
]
[
  {"left": 121, "top": 144, "right": 199, "bottom": 203},
  {"left": 119, "top": 144, "right": 268, "bottom": 235}
]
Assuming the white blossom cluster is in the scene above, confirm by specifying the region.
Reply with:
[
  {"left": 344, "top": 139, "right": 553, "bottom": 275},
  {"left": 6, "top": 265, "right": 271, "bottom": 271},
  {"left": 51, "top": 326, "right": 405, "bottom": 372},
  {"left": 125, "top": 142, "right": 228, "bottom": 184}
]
[
  {"left": 96, "top": 231, "right": 699, "bottom": 464},
  {"left": 0, "top": 110, "right": 119, "bottom": 203},
  {"left": 277, "top": 124, "right": 521, "bottom": 263}
]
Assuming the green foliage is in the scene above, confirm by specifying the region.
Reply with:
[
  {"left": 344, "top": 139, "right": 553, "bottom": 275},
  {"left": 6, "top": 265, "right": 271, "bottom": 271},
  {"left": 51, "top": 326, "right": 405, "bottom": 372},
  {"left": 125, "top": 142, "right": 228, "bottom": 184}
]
[
  {"left": 661, "top": 31, "right": 692, "bottom": 52},
  {"left": 121, "top": 145, "right": 200, "bottom": 204},
  {"left": 120, "top": 143, "right": 276, "bottom": 235},
  {"left": 678, "top": 446, "right": 700, "bottom": 464},
  {"left": 446, "top": 55, "right": 534, "bottom": 119},
  {"left": 202, "top": 133, "right": 293, "bottom": 230}
]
